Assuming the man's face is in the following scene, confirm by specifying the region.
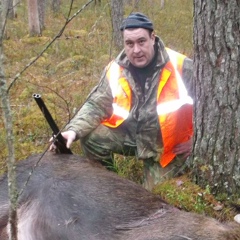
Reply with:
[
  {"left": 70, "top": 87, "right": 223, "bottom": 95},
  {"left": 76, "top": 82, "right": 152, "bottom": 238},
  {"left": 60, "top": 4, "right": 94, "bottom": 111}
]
[{"left": 123, "top": 28, "right": 155, "bottom": 68}]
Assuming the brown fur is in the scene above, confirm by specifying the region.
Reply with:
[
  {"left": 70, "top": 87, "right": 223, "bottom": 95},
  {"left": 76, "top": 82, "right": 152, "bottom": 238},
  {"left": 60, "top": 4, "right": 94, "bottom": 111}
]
[{"left": 0, "top": 153, "right": 239, "bottom": 240}]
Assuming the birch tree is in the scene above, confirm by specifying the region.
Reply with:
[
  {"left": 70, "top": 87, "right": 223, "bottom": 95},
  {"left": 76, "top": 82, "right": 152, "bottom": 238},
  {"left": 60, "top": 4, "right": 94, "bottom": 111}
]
[
  {"left": 38, "top": 0, "right": 46, "bottom": 31},
  {"left": 3, "top": 0, "right": 14, "bottom": 19},
  {"left": 27, "top": 0, "right": 41, "bottom": 36},
  {"left": 0, "top": 1, "right": 18, "bottom": 239},
  {"left": 193, "top": 0, "right": 240, "bottom": 197},
  {"left": 110, "top": 0, "right": 123, "bottom": 50},
  {"left": 13, "top": 0, "right": 20, "bottom": 18},
  {"left": 160, "top": 0, "right": 164, "bottom": 9}
]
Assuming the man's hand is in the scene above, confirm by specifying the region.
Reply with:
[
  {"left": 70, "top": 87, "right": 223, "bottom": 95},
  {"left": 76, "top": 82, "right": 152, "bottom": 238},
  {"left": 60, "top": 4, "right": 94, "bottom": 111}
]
[
  {"left": 173, "top": 137, "right": 193, "bottom": 159},
  {"left": 49, "top": 130, "right": 77, "bottom": 151}
]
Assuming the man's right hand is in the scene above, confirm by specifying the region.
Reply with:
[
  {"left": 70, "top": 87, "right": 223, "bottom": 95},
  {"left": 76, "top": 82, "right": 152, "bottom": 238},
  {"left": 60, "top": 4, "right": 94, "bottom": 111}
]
[{"left": 49, "top": 130, "right": 77, "bottom": 151}]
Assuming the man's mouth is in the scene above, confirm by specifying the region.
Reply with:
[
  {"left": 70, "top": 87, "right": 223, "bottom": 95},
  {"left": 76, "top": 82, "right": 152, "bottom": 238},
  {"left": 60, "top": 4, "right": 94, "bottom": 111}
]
[{"left": 135, "top": 55, "right": 144, "bottom": 60}]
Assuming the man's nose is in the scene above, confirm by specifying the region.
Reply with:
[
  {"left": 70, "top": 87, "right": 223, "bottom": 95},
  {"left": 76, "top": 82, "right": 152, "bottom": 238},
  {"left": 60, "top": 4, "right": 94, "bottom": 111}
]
[{"left": 133, "top": 44, "right": 140, "bottom": 53}]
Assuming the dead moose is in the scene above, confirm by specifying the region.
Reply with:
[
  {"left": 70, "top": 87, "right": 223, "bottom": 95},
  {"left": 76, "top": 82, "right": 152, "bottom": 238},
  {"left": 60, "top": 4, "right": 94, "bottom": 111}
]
[{"left": 0, "top": 152, "right": 240, "bottom": 240}]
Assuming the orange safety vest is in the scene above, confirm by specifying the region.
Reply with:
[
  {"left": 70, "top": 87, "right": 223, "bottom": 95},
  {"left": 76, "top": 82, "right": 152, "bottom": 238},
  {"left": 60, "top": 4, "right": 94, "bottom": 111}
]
[{"left": 101, "top": 48, "right": 193, "bottom": 167}]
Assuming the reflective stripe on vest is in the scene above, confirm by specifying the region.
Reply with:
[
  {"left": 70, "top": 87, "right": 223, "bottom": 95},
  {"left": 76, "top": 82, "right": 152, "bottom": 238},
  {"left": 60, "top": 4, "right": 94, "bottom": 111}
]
[
  {"left": 157, "top": 48, "right": 193, "bottom": 115},
  {"left": 157, "top": 49, "right": 193, "bottom": 167},
  {"left": 101, "top": 61, "right": 132, "bottom": 128}
]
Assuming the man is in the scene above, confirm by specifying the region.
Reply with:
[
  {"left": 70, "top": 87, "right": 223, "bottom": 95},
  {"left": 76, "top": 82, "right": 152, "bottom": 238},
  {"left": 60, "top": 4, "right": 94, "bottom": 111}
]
[{"left": 51, "top": 12, "right": 193, "bottom": 191}]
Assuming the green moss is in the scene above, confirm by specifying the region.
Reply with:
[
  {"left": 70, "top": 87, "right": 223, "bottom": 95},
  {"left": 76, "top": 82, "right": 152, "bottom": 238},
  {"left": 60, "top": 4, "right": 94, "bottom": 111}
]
[
  {"left": 114, "top": 155, "right": 144, "bottom": 184},
  {"left": 152, "top": 175, "right": 237, "bottom": 221}
]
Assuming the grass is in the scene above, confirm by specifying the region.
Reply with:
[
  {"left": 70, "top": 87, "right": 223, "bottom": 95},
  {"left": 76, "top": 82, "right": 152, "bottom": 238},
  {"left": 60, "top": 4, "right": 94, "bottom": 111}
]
[
  {"left": 152, "top": 174, "right": 238, "bottom": 222},
  {"left": 2, "top": 0, "right": 237, "bottom": 222}
]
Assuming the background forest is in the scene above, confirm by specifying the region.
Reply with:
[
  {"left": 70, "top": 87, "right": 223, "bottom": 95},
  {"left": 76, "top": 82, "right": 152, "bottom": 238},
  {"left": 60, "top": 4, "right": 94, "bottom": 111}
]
[{"left": 1, "top": 0, "right": 238, "bottom": 221}]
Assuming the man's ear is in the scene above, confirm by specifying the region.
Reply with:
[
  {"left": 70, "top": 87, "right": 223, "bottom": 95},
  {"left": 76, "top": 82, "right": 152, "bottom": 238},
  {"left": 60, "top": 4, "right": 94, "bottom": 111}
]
[{"left": 151, "top": 32, "right": 155, "bottom": 40}]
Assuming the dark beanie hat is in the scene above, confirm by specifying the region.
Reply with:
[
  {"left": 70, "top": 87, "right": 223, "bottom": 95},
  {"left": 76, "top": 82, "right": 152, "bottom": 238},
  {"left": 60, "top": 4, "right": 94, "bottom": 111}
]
[{"left": 120, "top": 12, "right": 154, "bottom": 31}]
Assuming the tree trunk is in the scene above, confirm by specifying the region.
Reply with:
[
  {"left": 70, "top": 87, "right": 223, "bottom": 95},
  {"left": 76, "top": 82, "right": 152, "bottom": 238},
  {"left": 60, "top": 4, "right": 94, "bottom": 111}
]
[
  {"left": 0, "top": 2, "right": 18, "bottom": 240},
  {"left": 193, "top": 0, "right": 240, "bottom": 197},
  {"left": 27, "top": 0, "right": 41, "bottom": 36},
  {"left": 38, "top": 0, "right": 46, "bottom": 31},
  {"left": 51, "top": 0, "right": 61, "bottom": 12},
  {"left": 160, "top": 0, "right": 164, "bottom": 9},
  {"left": 110, "top": 0, "right": 123, "bottom": 51},
  {"left": 5, "top": 0, "right": 14, "bottom": 19},
  {"left": 13, "top": 0, "right": 20, "bottom": 18}
]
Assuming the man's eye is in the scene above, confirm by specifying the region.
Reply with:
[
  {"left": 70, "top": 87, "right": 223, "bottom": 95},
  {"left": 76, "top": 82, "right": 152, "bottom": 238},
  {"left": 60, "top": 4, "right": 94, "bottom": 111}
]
[
  {"left": 127, "top": 42, "right": 133, "bottom": 47},
  {"left": 139, "top": 39, "right": 145, "bottom": 45}
]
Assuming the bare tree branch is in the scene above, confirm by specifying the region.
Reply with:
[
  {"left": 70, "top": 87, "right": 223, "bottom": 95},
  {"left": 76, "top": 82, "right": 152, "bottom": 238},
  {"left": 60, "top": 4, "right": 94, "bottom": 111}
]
[{"left": 7, "top": 0, "right": 95, "bottom": 93}]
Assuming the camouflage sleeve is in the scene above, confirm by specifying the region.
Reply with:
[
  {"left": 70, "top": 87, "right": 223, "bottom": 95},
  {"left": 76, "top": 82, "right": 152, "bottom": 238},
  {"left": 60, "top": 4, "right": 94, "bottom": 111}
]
[
  {"left": 182, "top": 57, "right": 194, "bottom": 98},
  {"left": 65, "top": 67, "right": 113, "bottom": 139}
]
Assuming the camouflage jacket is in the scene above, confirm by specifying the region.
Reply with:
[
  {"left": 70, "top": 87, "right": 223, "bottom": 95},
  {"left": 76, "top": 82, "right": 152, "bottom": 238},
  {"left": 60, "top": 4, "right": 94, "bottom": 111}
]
[{"left": 66, "top": 37, "right": 193, "bottom": 160}]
